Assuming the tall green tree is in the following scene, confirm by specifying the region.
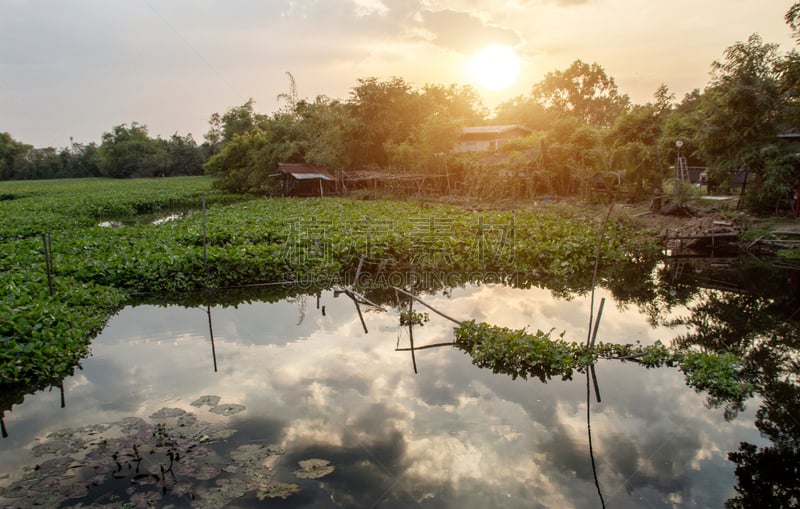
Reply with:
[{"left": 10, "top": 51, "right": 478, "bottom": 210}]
[
  {"left": 61, "top": 139, "right": 100, "bottom": 178},
  {"left": 697, "top": 34, "right": 795, "bottom": 210},
  {"left": 786, "top": 2, "right": 800, "bottom": 43},
  {"left": 97, "top": 123, "right": 163, "bottom": 178},
  {"left": 204, "top": 128, "right": 290, "bottom": 194},
  {"left": 291, "top": 96, "right": 354, "bottom": 170},
  {"left": 530, "top": 60, "right": 630, "bottom": 127},
  {"left": 606, "top": 86, "right": 674, "bottom": 193},
  {"left": 493, "top": 95, "right": 557, "bottom": 130},
  {"left": 346, "top": 77, "right": 428, "bottom": 168},
  {"left": 0, "top": 132, "right": 31, "bottom": 180},
  {"left": 162, "top": 133, "right": 204, "bottom": 176},
  {"left": 205, "top": 99, "right": 269, "bottom": 152},
  {"left": 420, "top": 83, "right": 487, "bottom": 124},
  {"left": 541, "top": 116, "right": 603, "bottom": 195}
]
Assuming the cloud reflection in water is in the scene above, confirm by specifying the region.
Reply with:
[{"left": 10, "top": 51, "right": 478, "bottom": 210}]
[{"left": 0, "top": 284, "right": 764, "bottom": 508}]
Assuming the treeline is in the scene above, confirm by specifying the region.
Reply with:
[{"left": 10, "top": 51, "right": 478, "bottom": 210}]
[
  {"left": 3, "top": 5, "right": 800, "bottom": 212},
  {"left": 204, "top": 31, "right": 800, "bottom": 212},
  {"left": 0, "top": 123, "right": 207, "bottom": 180}
]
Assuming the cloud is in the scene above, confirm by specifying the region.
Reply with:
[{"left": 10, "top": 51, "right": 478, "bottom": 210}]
[{"left": 419, "top": 9, "right": 523, "bottom": 54}]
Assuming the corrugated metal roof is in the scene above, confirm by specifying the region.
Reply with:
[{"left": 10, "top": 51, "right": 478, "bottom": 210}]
[
  {"left": 277, "top": 163, "right": 335, "bottom": 180},
  {"left": 461, "top": 125, "right": 532, "bottom": 135}
]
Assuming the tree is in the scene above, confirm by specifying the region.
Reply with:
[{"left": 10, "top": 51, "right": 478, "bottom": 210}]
[
  {"left": 205, "top": 99, "right": 269, "bottom": 152},
  {"left": 531, "top": 60, "right": 630, "bottom": 127},
  {"left": 97, "top": 123, "right": 163, "bottom": 178},
  {"left": 0, "top": 132, "right": 31, "bottom": 180},
  {"left": 346, "top": 77, "right": 428, "bottom": 168},
  {"left": 420, "top": 83, "right": 487, "bottom": 124},
  {"left": 697, "top": 34, "right": 794, "bottom": 210},
  {"left": 786, "top": 2, "right": 800, "bottom": 43},
  {"left": 63, "top": 140, "right": 100, "bottom": 178},
  {"left": 290, "top": 95, "right": 354, "bottom": 170},
  {"left": 162, "top": 133, "right": 204, "bottom": 176},
  {"left": 204, "top": 128, "right": 287, "bottom": 194},
  {"left": 541, "top": 116, "right": 603, "bottom": 195},
  {"left": 605, "top": 86, "right": 675, "bottom": 194},
  {"left": 494, "top": 95, "right": 557, "bottom": 131},
  {"left": 276, "top": 72, "right": 299, "bottom": 114}
]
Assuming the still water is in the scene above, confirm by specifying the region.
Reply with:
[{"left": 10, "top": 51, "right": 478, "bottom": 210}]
[{"left": 0, "top": 276, "right": 780, "bottom": 507}]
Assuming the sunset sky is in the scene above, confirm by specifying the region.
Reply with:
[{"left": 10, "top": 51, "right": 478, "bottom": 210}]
[{"left": 1, "top": 0, "right": 797, "bottom": 148}]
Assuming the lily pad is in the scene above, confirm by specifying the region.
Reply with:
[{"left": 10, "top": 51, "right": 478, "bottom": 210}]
[
  {"left": 258, "top": 482, "right": 300, "bottom": 500},
  {"left": 150, "top": 407, "right": 187, "bottom": 419},
  {"left": 294, "top": 458, "right": 335, "bottom": 479},
  {"left": 190, "top": 395, "right": 221, "bottom": 408},
  {"left": 209, "top": 403, "right": 246, "bottom": 416}
]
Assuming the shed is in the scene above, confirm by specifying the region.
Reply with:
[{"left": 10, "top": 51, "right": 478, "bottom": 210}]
[
  {"left": 455, "top": 125, "right": 532, "bottom": 152},
  {"left": 277, "top": 163, "right": 336, "bottom": 197}
]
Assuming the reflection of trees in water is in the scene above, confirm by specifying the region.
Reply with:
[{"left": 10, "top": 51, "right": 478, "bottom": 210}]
[
  {"left": 630, "top": 259, "right": 800, "bottom": 508},
  {"left": 393, "top": 256, "right": 800, "bottom": 509},
  {"left": 727, "top": 378, "right": 800, "bottom": 508}
]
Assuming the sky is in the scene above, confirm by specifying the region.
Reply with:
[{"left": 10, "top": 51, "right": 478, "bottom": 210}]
[{"left": 1, "top": 0, "right": 797, "bottom": 148}]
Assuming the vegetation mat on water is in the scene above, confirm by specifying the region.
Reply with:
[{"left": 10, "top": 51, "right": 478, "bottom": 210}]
[
  {"left": 0, "top": 397, "right": 335, "bottom": 507},
  {"left": 453, "top": 320, "right": 755, "bottom": 406},
  {"left": 0, "top": 177, "right": 659, "bottom": 389}
]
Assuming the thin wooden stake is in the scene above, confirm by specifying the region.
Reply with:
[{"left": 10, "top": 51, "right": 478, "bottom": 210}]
[
  {"left": 353, "top": 298, "right": 368, "bottom": 334},
  {"left": 41, "top": 233, "right": 54, "bottom": 295},
  {"left": 589, "top": 297, "right": 605, "bottom": 348},
  {"left": 590, "top": 364, "right": 602, "bottom": 403},
  {"left": 408, "top": 297, "right": 418, "bottom": 373},
  {"left": 207, "top": 302, "right": 218, "bottom": 373},
  {"left": 202, "top": 195, "right": 208, "bottom": 285},
  {"left": 586, "top": 370, "right": 606, "bottom": 508},
  {"left": 395, "top": 342, "right": 454, "bottom": 351}
]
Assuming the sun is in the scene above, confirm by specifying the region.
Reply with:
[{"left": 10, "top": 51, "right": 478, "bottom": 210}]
[{"left": 468, "top": 45, "right": 521, "bottom": 91}]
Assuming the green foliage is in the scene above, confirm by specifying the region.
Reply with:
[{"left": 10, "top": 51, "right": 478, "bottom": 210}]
[
  {"left": 606, "top": 102, "right": 669, "bottom": 193},
  {"left": 97, "top": 122, "right": 161, "bottom": 178},
  {"left": 453, "top": 320, "right": 754, "bottom": 404},
  {"left": 205, "top": 98, "right": 269, "bottom": 148},
  {"left": 0, "top": 177, "right": 240, "bottom": 386},
  {"left": 0, "top": 178, "right": 658, "bottom": 387},
  {"left": 204, "top": 129, "right": 282, "bottom": 194},
  {"left": 695, "top": 35, "right": 798, "bottom": 211},
  {"left": 399, "top": 309, "right": 429, "bottom": 327},
  {"left": 0, "top": 131, "right": 33, "bottom": 180},
  {"left": 679, "top": 351, "right": 755, "bottom": 401},
  {"left": 0, "top": 271, "right": 126, "bottom": 385},
  {"left": 530, "top": 59, "right": 631, "bottom": 128}
]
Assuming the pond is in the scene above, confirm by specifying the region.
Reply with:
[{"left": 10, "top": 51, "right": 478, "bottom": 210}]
[{"left": 0, "top": 258, "right": 797, "bottom": 508}]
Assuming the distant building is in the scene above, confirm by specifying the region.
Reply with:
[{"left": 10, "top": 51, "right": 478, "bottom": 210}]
[{"left": 454, "top": 125, "right": 532, "bottom": 152}]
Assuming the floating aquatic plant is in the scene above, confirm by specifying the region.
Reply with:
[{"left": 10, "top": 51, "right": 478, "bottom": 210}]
[
  {"left": 0, "top": 396, "right": 329, "bottom": 507},
  {"left": 294, "top": 458, "right": 336, "bottom": 479},
  {"left": 453, "top": 320, "right": 755, "bottom": 404}
]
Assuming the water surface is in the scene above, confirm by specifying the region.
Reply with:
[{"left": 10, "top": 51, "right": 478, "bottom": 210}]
[{"left": 1, "top": 277, "right": 776, "bottom": 508}]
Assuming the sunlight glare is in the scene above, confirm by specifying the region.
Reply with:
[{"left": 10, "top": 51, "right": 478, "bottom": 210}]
[{"left": 468, "top": 45, "right": 521, "bottom": 91}]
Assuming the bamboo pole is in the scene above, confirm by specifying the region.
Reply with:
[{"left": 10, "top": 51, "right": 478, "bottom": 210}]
[
  {"left": 408, "top": 297, "right": 418, "bottom": 373},
  {"left": 41, "top": 233, "right": 54, "bottom": 295},
  {"left": 202, "top": 195, "right": 208, "bottom": 285}
]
